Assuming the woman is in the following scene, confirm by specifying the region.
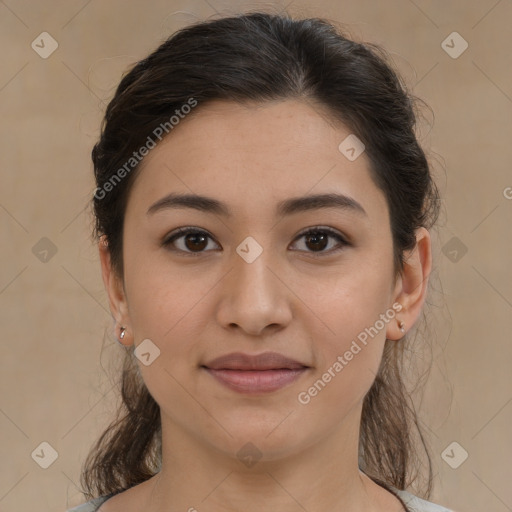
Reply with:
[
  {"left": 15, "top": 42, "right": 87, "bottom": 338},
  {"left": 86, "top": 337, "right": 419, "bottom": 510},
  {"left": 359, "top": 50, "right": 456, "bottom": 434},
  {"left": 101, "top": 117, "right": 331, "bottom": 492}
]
[{"left": 68, "top": 11, "right": 455, "bottom": 512}]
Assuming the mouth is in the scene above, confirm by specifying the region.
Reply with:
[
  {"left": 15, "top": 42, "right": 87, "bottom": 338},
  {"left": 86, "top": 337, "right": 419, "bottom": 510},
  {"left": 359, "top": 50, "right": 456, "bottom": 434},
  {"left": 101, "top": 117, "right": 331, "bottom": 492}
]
[{"left": 201, "top": 352, "right": 310, "bottom": 394}]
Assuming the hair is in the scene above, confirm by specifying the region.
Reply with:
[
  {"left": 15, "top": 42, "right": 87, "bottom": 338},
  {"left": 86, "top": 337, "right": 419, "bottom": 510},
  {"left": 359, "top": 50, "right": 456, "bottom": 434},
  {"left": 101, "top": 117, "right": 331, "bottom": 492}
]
[{"left": 81, "top": 9, "right": 440, "bottom": 502}]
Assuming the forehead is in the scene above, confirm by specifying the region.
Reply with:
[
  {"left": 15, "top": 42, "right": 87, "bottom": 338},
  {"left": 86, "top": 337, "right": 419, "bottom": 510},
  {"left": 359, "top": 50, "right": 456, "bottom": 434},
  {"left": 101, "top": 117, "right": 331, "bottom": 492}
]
[{"left": 126, "top": 99, "right": 388, "bottom": 223}]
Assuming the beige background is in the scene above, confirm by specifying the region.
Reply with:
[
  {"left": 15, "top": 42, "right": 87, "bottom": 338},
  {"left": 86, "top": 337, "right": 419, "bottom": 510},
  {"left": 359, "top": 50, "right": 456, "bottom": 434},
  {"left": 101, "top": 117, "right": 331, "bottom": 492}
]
[{"left": 1, "top": 1, "right": 511, "bottom": 511}]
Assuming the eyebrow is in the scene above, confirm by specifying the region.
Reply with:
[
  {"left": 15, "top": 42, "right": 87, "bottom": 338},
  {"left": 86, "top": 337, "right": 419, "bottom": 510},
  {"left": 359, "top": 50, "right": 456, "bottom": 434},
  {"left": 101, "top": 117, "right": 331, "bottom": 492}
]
[{"left": 146, "top": 192, "right": 367, "bottom": 218}]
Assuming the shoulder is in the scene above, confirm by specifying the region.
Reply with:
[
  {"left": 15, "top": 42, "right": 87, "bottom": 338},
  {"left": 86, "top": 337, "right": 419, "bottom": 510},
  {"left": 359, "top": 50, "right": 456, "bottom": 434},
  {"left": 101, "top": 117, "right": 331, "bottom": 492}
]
[
  {"left": 66, "top": 495, "right": 114, "bottom": 512},
  {"left": 393, "top": 488, "right": 456, "bottom": 512}
]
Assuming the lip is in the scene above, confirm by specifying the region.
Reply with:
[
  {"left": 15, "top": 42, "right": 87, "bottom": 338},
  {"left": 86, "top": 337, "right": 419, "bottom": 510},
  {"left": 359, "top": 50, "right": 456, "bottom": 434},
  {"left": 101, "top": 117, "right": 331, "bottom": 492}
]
[{"left": 202, "top": 352, "right": 309, "bottom": 394}]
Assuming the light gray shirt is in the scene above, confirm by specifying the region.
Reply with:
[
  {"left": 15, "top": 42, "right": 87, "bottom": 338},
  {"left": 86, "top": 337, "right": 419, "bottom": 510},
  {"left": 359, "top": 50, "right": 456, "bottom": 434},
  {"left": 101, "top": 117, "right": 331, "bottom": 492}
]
[{"left": 67, "top": 487, "right": 455, "bottom": 512}]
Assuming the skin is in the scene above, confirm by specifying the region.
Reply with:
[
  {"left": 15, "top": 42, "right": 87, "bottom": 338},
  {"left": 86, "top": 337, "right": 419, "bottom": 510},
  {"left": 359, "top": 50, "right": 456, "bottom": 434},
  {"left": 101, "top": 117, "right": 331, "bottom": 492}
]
[{"left": 98, "top": 98, "right": 432, "bottom": 512}]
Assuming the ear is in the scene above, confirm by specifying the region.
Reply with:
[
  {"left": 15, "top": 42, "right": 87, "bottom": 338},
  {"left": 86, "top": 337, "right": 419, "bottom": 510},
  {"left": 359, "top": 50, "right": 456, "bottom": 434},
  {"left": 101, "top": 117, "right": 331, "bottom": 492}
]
[
  {"left": 386, "top": 227, "right": 432, "bottom": 341},
  {"left": 99, "top": 236, "right": 132, "bottom": 346}
]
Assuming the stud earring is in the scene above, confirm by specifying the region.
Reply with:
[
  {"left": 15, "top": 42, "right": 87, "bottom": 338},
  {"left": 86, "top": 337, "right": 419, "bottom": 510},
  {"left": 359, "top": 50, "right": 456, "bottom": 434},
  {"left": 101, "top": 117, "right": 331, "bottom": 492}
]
[
  {"left": 119, "top": 326, "right": 126, "bottom": 340},
  {"left": 398, "top": 320, "right": 405, "bottom": 333}
]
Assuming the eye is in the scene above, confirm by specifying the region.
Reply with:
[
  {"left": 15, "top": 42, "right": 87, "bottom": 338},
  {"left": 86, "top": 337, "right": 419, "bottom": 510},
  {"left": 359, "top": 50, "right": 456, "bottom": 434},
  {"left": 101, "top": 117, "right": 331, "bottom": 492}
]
[
  {"left": 162, "top": 226, "right": 349, "bottom": 256},
  {"left": 290, "top": 227, "right": 349, "bottom": 256},
  {"left": 162, "top": 227, "right": 220, "bottom": 255}
]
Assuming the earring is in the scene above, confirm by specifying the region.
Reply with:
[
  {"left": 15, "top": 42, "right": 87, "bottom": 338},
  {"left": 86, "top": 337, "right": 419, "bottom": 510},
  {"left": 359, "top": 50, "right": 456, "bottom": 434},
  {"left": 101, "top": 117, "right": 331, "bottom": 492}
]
[
  {"left": 119, "top": 326, "right": 126, "bottom": 340},
  {"left": 398, "top": 320, "right": 405, "bottom": 333}
]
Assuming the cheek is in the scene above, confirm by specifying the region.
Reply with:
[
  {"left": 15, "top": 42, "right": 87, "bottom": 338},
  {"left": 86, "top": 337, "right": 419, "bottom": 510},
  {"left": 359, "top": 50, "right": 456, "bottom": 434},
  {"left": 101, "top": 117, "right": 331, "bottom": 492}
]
[
  {"left": 304, "top": 258, "right": 394, "bottom": 400},
  {"left": 297, "top": 297, "right": 391, "bottom": 425},
  {"left": 315, "top": 261, "right": 394, "bottom": 347},
  {"left": 122, "top": 251, "right": 220, "bottom": 391},
  {"left": 123, "top": 244, "right": 207, "bottom": 340},
  {"left": 122, "top": 260, "right": 212, "bottom": 422}
]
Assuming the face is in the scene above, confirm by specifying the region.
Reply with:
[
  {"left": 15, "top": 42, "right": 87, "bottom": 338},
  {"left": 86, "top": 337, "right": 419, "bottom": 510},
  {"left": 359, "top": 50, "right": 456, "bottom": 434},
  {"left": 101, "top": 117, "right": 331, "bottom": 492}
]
[{"left": 108, "top": 98, "right": 410, "bottom": 463}]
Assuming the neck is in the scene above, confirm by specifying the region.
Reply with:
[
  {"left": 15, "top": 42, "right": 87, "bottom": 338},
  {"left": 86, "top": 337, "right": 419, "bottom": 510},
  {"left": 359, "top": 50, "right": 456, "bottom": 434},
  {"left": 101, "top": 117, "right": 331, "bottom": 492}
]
[{"left": 143, "top": 404, "right": 387, "bottom": 512}]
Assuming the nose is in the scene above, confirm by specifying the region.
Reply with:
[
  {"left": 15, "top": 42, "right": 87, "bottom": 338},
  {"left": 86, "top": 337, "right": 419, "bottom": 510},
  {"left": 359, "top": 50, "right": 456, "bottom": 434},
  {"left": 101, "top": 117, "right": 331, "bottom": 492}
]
[{"left": 215, "top": 241, "right": 293, "bottom": 337}]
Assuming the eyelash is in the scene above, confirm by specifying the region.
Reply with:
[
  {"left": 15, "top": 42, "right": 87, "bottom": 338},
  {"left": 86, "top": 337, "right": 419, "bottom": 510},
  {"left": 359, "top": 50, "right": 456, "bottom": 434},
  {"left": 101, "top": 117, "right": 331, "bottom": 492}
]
[{"left": 162, "top": 226, "right": 350, "bottom": 257}]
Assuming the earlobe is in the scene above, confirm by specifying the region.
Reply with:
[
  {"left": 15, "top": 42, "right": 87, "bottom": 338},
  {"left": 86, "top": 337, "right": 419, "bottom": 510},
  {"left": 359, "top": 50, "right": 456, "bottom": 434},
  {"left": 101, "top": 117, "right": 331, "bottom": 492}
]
[{"left": 386, "top": 227, "right": 432, "bottom": 341}]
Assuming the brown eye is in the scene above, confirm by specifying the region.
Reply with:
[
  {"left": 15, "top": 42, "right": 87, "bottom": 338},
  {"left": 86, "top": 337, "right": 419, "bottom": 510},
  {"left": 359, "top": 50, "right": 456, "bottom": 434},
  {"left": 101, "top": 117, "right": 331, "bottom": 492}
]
[
  {"left": 163, "top": 228, "right": 219, "bottom": 254},
  {"left": 304, "top": 231, "right": 329, "bottom": 251},
  {"left": 163, "top": 226, "right": 349, "bottom": 257},
  {"left": 183, "top": 232, "right": 208, "bottom": 251},
  {"left": 290, "top": 227, "right": 349, "bottom": 255}
]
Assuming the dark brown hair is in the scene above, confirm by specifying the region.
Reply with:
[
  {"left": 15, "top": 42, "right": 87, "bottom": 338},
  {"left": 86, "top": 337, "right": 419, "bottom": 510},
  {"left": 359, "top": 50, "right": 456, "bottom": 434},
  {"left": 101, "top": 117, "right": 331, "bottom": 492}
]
[{"left": 81, "top": 10, "right": 440, "bottom": 502}]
